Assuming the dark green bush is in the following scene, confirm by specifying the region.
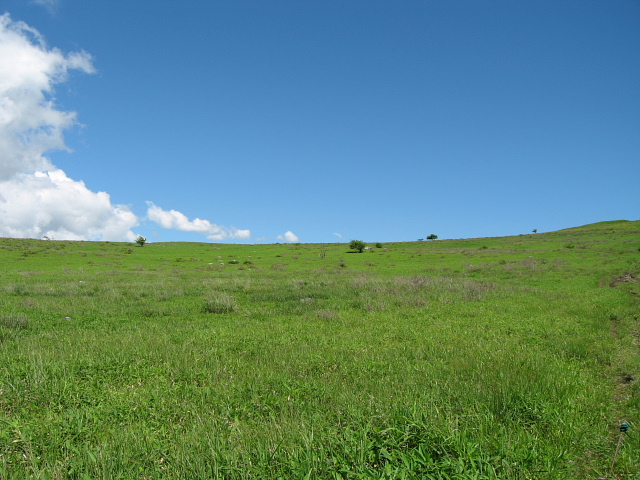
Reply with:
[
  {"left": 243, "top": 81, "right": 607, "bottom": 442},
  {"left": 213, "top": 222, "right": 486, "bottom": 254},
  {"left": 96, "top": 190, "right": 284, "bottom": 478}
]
[{"left": 349, "top": 240, "right": 366, "bottom": 253}]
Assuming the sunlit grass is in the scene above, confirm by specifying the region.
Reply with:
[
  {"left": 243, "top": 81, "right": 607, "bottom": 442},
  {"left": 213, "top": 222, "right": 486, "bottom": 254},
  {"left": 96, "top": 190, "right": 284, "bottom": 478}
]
[{"left": 0, "top": 221, "right": 639, "bottom": 478}]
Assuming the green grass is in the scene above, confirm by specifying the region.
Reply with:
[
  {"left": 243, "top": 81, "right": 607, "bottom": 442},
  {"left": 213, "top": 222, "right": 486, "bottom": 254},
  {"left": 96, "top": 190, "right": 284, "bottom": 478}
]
[{"left": 0, "top": 221, "right": 639, "bottom": 479}]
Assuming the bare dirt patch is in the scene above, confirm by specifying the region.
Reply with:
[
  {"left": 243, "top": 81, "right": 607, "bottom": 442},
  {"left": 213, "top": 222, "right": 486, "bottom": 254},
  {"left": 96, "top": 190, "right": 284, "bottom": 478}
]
[{"left": 608, "top": 273, "right": 638, "bottom": 287}]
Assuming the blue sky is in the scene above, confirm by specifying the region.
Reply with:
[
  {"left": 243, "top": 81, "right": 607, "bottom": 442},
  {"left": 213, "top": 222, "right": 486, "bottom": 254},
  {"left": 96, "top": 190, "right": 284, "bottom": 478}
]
[{"left": 1, "top": 1, "right": 638, "bottom": 243}]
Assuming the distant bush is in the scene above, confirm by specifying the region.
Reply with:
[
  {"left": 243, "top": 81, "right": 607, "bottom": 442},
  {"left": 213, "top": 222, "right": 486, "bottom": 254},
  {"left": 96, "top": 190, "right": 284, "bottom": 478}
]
[
  {"left": 349, "top": 240, "right": 366, "bottom": 253},
  {"left": 375, "top": 243, "right": 383, "bottom": 248},
  {"left": 427, "top": 234, "right": 438, "bottom": 240}
]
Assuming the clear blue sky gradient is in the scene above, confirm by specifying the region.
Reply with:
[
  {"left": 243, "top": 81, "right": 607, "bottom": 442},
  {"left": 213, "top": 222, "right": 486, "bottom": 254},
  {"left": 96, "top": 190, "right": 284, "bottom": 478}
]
[{"left": 4, "top": 0, "right": 639, "bottom": 243}]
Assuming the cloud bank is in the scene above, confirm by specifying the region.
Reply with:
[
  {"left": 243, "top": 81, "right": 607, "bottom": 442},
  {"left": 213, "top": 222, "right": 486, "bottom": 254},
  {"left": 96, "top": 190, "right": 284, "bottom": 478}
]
[
  {"left": 0, "top": 13, "right": 139, "bottom": 241},
  {"left": 147, "top": 203, "right": 251, "bottom": 241},
  {"left": 0, "top": 170, "right": 137, "bottom": 240}
]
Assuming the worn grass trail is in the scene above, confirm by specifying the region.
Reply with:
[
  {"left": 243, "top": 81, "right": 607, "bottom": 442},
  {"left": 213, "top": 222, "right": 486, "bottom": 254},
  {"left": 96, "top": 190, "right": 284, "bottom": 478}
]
[{"left": 0, "top": 220, "right": 639, "bottom": 479}]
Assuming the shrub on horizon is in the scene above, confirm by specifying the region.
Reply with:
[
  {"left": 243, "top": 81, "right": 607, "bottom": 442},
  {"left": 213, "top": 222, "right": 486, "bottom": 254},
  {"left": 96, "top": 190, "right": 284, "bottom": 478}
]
[{"left": 349, "top": 240, "right": 366, "bottom": 253}]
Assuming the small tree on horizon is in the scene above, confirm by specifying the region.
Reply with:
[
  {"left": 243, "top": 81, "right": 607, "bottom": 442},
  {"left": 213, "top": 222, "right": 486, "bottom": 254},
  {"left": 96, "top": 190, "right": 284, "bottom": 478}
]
[
  {"left": 349, "top": 240, "right": 366, "bottom": 253},
  {"left": 427, "top": 234, "right": 438, "bottom": 240},
  {"left": 135, "top": 235, "right": 147, "bottom": 247}
]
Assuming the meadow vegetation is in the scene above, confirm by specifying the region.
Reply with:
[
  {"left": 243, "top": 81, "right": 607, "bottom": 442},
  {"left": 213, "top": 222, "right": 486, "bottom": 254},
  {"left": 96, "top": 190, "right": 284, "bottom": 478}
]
[{"left": 0, "top": 220, "right": 639, "bottom": 479}]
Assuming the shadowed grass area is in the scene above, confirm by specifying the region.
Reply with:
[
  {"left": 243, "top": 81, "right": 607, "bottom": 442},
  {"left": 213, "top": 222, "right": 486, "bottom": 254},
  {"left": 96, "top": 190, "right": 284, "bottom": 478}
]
[{"left": 0, "top": 220, "right": 639, "bottom": 478}]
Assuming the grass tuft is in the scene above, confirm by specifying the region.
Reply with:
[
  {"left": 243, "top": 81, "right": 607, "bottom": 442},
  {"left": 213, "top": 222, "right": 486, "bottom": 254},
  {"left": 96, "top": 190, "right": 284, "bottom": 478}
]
[
  {"left": 1, "top": 313, "right": 29, "bottom": 330},
  {"left": 203, "top": 292, "right": 237, "bottom": 313}
]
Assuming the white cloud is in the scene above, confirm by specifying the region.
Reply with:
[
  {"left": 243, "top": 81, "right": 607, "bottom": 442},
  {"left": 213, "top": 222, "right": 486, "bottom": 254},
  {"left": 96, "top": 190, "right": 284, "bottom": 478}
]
[
  {"left": 0, "top": 13, "right": 94, "bottom": 180},
  {"left": 0, "top": 13, "right": 138, "bottom": 241},
  {"left": 146, "top": 202, "right": 251, "bottom": 241},
  {"left": 31, "top": 0, "right": 60, "bottom": 14},
  {"left": 0, "top": 169, "right": 138, "bottom": 241},
  {"left": 333, "top": 232, "right": 343, "bottom": 239},
  {"left": 278, "top": 231, "right": 300, "bottom": 243}
]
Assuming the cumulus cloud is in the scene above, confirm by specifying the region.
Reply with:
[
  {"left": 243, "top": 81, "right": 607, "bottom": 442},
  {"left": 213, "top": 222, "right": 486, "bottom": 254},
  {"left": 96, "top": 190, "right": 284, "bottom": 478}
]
[
  {"left": 0, "top": 13, "right": 94, "bottom": 180},
  {"left": 0, "top": 13, "right": 139, "bottom": 241},
  {"left": 278, "top": 231, "right": 300, "bottom": 243},
  {"left": 146, "top": 202, "right": 251, "bottom": 241},
  {"left": 0, "top": 169, "right": 138, "bottom": 240}
]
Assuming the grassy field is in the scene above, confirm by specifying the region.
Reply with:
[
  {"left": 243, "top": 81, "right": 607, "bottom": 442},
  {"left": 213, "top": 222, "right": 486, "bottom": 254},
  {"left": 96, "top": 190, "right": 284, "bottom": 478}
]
[{"left": 0, "top": 220, "right": 638, "bottom": 479}]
